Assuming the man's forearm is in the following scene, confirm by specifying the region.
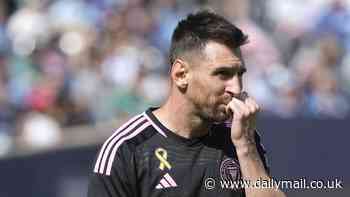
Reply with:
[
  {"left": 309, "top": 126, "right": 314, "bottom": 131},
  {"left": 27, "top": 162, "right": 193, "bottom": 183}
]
[{"left": 235, "top": 141, "right": 286, "bottom": 197}]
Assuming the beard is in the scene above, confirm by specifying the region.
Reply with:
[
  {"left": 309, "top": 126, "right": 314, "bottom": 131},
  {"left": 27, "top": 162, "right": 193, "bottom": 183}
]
[
  {"left": 189, "top": 90, "right": 232, "bottom": 123},
  {"left": 198, "top": 103, "right": 231, "bottom": 123},
  {"left": 212, "top": 104, "right": 232, "bottom": 122}
]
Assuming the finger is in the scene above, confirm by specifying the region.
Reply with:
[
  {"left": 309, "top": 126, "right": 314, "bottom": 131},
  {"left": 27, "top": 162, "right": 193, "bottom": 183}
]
[
  {"left": 227, "top": 100, "right": 243, "bottom": 120},
  {"left": 231, "top": 97, "right": 250, "bottom": 119},
  {"left": 244, "top": 97, "right": 256, "bottom": 113},
  {"left": 244, "top": 97, "right": 260, "bottom": 114},
  {"left": 226, "top": 100, "right": 241, "bottom": 117},
  {"left": 245, "top": 96, "right": 261, "bottom": 112},
  {"left": 240, "top": 91, "right": 257, "bottom": 113}
]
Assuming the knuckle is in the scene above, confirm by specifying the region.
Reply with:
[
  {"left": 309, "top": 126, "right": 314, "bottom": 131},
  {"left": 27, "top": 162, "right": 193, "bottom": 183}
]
[
  {"left": 256, "top": 105, "right": 261, "bottom": 111},
  {"left": 251, "top": 106, "right": 258, "bottom": 113}
]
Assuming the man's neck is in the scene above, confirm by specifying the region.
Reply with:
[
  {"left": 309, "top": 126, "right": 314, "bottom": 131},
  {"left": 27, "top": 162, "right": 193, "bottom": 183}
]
[{"left": 153, "top": 97, "right": 211, "bottom": 139}]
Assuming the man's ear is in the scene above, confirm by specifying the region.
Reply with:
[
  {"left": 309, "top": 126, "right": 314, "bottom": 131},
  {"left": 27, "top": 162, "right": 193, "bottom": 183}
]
[{"left": 171, "top": 59, "right": 189, "bottom": 89}]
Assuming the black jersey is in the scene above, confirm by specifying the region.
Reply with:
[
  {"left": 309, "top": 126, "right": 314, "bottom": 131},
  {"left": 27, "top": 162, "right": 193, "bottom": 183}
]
[{"left": 88, "top": 107, "right": 269, "bottom": 197}]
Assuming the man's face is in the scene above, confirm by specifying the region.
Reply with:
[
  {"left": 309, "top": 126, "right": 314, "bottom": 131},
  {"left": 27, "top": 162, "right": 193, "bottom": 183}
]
[{"left": 187, "top": 41, "right": 246, "bottom": 122}]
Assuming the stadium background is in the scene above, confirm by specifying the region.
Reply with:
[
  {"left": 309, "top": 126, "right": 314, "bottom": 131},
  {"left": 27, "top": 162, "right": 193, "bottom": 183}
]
[{"left": 0, "top": 0, "right": 349, "bottom": 196}]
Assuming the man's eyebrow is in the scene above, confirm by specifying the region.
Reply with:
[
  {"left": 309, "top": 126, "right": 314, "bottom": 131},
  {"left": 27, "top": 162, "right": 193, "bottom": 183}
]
[{"left": 213, "top": 65, "right": 247, "bottom": 73}]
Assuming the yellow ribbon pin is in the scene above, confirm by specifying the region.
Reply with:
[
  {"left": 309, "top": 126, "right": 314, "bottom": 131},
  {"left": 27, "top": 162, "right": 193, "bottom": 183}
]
[{"left": 155, "top": 148, "right": 172, "bottom": 170}]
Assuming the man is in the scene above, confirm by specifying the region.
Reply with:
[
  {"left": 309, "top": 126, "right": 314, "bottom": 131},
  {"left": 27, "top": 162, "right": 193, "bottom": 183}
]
[{"left": 88, "top": 10, "right": 286, "bottom": 197}]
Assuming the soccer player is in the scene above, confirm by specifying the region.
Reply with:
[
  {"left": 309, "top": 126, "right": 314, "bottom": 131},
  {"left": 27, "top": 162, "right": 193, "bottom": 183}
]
[{"left": 88, "top": 10, "right": 286, "bottom": 197}]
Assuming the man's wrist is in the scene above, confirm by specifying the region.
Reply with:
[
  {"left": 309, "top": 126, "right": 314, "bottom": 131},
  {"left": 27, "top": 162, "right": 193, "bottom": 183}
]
[{"left": 232, "top": 138, "right": 258, "bottom": 157}]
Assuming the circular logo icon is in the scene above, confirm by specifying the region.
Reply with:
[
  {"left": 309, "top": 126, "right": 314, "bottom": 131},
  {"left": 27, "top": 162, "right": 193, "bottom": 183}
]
[
  {"left": 204, "top": 178, "right": 216, "bottom": 190},
  {"left": 220, "top": 158, "right": 241, "bottom": 182}
]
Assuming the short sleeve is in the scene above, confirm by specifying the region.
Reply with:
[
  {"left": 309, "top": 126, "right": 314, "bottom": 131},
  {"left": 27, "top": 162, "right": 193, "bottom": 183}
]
[{"left": 88, "top": 144, "right": 137, "bottom": 197}]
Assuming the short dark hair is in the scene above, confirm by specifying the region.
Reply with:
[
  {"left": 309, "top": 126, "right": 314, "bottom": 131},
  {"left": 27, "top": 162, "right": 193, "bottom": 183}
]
[{"left": 169, "top": 10, "right": 248, "bottom": 65}]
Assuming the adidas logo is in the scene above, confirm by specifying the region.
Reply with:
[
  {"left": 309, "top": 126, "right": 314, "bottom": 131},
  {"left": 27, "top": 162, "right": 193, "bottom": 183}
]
[{"left": 155, "top": 173, "right": 178, "bottom": 189}]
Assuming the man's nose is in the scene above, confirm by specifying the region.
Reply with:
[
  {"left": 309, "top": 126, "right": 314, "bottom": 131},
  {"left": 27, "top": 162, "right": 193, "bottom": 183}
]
[{"left": 225, "top": 76, "right": 242, "bottom": 96}]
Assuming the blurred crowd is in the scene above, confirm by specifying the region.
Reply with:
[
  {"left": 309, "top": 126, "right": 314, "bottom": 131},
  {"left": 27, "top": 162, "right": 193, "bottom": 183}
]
[{"left": 0, "top": 0, "right": 349, "bottom": 155}]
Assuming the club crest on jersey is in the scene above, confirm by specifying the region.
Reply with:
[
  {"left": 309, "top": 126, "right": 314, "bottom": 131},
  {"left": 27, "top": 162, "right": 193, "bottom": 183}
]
[
  {"left": 155, "top": 148, "right": 172, "bottom": 170},
  {"left": 220, "top": 158, "right": 241, "bottom": 182}
]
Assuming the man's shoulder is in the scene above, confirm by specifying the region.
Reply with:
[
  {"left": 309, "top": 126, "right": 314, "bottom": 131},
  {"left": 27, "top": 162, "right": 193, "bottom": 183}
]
[
  {"left": 93, "top": 112, "right": 159, "bottom": 175},
  {"left": 105, "top": 112, "right": 160, "bottom": 150}
]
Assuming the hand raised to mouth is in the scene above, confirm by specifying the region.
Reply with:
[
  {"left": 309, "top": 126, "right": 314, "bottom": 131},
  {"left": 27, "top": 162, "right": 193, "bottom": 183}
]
[{"left": 225, "top": 91, "right": 260, "bottom": 146}]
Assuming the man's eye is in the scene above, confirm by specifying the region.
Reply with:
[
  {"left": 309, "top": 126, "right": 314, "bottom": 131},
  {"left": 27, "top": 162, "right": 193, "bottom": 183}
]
[{"left": 218, "top": 71, "right": 231, "bottom": 79}]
